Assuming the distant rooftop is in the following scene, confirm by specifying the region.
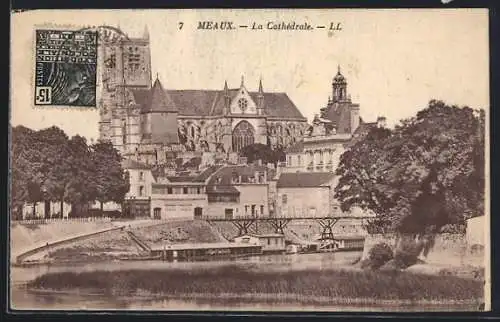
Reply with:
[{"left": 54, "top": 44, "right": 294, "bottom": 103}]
[{"left": 277, "top": 172, "right": 336, "bottom": 188}]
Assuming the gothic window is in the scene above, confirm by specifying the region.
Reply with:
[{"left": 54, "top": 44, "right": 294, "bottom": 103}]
[
  {"left": 237, "top": 98, "right": 248, "bottom": 112},
  {"left": 122, "top": 119, "right": 127, "bottom": 145},
  {"left": 232, "top": 121, "right": 255, "bottom": 152}
]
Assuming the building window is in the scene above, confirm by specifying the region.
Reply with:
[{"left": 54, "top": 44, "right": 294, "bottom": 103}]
[
  {"left": 197, "top": 187, "right": 201, "bottom": 194},
  {"left": 153, "top": 207, "right": 161, "bottom": 219},
  {"left": 183, "top": 187, "right": 188, "bottom": 194},
  {"left": 232, "top": 121, "right": 255, "bottom": 152},
  {"left": 260, "top": 205, "right": 264, "bottom": 215},
  {"left": 275, "top": 239, "right": 278, "bottom": 245},
  {"left": 139, "top": 186, "right": 144, "bottom": 196},
  {"left": 267, "top": 238, "right": 271, "bottom": 245},
  {"left": 282, "top": 194, "right": 287, "bottom": 205},
  {"left": 245, "top": 205, "right": 249, "bottom": 215},
  {"left": 251, "top": 205, "right": 256, "bottom": 216},
  {"left": 287, "top": 155, "right": 291, "bottom": 167},
  {"left": 237, "top": 98, "right": 248, "bottom": 112},
  {"left": 194, "top": 207, "right": 203, "bottom": 219},
  {"left": 225, "top": 208, "right": 234, "bottom": 219},
  {"left": 167, "top": 187, "right": 173, "bottom": 194},
  {"left": 139, "top": 172, "right": 144, "bottom": 181},
  {"left": 298, "top": 155, "right": 301, "bottom": 166}
]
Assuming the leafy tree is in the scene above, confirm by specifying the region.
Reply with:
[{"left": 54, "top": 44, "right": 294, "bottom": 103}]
[
  {"left": 11, "top": 126, "right": 35, "bottom": 219},
  {"left": 64, "top": 135, "right": 96, "bottom": 216},
  {"left": 335, "top": 100, "right": 485, "bottom": 235},
  {"left": 239, "top": 143, "right": 285, "bottom": 165},
  {"left": 91, "top": 141, "right": 130, "bottom": 216},
  {"left": 34, "top": 126, "right": 70, "bottom": 218}
]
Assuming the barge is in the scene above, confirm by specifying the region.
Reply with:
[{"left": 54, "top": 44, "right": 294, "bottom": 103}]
[{"left": 150, "top": 242, "right": 262, "bottom": 262}]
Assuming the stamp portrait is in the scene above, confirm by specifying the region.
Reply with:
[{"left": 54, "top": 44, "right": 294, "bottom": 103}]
[{"left": 34, "top": 29, "right": 97, "bottom": 106}]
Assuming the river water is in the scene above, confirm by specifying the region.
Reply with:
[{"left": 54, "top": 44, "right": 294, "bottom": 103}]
[{"left": 9, "top": 251, "right": 477, "bottom": 312}]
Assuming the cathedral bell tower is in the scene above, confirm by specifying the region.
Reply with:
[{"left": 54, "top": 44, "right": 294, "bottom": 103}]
[{"left": 332, "top": 65, "right": 348, "bottom": 103}]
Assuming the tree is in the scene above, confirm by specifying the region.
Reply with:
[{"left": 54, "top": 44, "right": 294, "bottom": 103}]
[
  {"left": 239, "top": 143, "right": 286, "bottom": 165},
  {"left": 91, "top": 141, "right": 130, "bottom": 216},
  {"left": 64, "top": 135, "right": 96, "bottom": 216},
  {"left": 34, "top": 126, "right": 70, "bottom": 218},
  {"left": 11, "top": 126, "right": 35, "bottom": 219},
  {"left": 335, "top": 100, "right": 485, "bottom": 235}
]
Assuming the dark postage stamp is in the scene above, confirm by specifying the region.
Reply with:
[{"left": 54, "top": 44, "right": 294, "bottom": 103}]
[{"left": 34, "top": 29, "right": 98, "bottom": 107}]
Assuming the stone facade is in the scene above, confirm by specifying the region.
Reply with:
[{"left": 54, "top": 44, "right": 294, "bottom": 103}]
[
  {"left": 283, "top": 66, "right": 386, "bottom": 174},
  {"left": 97, "top": 28, "right": 308, "bottom": 164}
]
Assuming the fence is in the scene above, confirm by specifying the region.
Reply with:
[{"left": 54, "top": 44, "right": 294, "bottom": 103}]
[{"left": 12, "top": 217, "right": 114, "bottom": 225}]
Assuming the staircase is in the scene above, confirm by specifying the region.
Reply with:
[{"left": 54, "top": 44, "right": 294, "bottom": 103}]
[{"left": 126, "top": 230, "right": 151, "bottom": 252}]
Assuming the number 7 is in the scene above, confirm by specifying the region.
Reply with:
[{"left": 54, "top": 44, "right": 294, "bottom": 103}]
[{"left": 179, "top": 22, "right": 184, "bottom": 30}]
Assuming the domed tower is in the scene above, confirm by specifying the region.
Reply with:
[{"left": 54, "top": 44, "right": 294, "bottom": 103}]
[{"left": 332, "top": 65, "right": 347, "bottom": 103}]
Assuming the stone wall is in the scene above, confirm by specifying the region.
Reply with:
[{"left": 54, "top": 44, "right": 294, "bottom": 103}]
[{"left": 361, "top": 232, "right": 484, "bottom": 268}]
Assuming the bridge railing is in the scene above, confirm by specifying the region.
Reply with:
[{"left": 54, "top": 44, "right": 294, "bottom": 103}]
[{"left": 12, "top": 217, "right": 114, "bottom": 225}]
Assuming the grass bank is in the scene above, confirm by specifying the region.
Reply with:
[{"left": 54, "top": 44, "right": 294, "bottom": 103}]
[{"left": 27, "top": 266, "right": 483, "bottom": 302}]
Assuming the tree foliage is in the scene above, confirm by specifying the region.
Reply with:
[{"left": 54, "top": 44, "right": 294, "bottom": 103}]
[
  {"left": 239, "top": 143, "right": 286, "bottom": 165},
  {"left": 10, "top": 126, "right": 130, "bottom": 219},
  {"left": 335, "top": 100, "right": 485, "bottom": 234}
]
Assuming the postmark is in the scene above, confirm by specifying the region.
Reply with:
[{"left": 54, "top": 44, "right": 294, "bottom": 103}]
[
  {"left": 34, "top": 29, "right": 98, "bottom": 107},
  {"left": 33, "top": 25, "right": 130, "bottom": 107}
]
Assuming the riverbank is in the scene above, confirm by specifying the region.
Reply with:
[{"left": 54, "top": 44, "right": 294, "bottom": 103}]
[{"left": 27, "top": 266, "right": 484, "bottom": 303}]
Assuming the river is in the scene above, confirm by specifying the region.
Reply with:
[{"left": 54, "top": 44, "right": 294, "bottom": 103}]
[{"left": 9, "top": 251, "right": 477, "bottom": 311}]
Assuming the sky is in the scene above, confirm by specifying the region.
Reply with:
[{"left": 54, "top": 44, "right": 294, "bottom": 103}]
[{"left": 11, "top": 9, "right": 489, "bottom": 141}]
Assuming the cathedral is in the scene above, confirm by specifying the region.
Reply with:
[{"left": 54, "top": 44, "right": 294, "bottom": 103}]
[{"left": 97, "top": 28, "right": 309, "bottom": 165}]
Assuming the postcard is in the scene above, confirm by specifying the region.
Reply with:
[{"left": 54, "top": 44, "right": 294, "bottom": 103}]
[{"left": 9, "top": 9, "right": 490, "bottom": 312}]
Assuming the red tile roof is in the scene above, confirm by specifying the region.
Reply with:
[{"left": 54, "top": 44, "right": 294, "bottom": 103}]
[
  {"left": 122, "top": 158, "right": 151, "bottom": 170},
  {"left": 206, "top": 165, "right": 268, "bottom": 194},
  {"left": 277, "top": 172, "right": 336, "bottom": 188}
]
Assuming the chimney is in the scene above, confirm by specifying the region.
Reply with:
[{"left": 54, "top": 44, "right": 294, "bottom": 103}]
[{"left": 377, "top": 116, "right": 387, "bottom": 128}]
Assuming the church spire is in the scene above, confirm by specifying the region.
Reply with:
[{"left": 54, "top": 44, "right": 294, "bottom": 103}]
[
  {"left": 240, "top": 75, "right": 245, "bottom": 88},
  {"left": 257, "top": 77, "right": 264, "bottom": 115},
  {"left": 223, "top": 80, "right": 230, "bottom": 115}
]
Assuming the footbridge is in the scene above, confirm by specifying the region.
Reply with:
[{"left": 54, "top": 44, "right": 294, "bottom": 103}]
[{"left": 205, "top": 215, "right": 375, "bottom": 243}]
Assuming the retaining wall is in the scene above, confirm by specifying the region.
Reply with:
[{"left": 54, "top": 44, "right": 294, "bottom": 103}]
[{"left": 361, "top": 233, "right": 485, "bottom": 267}]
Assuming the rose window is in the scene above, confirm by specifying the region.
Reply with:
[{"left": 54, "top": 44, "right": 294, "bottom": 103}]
[{"left": 238, "top": 98, "right": 248, "bottom": 112}]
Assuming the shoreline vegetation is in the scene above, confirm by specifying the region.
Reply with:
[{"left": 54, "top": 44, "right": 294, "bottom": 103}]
[{"left": 27, "top": 266, "right": 484, "bottom": 304}]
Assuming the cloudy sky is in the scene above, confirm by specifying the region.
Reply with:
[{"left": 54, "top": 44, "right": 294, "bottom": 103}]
[{"left": 11, "top": 9, "right": 489, "bottom": 141}]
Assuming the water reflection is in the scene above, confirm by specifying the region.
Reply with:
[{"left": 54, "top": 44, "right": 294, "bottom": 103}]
[{"left": 10, "top": 251, "right": 476, "bottom": 311}]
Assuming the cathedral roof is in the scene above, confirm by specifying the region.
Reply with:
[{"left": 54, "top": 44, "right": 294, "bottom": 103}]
[
  {"left": 131, "top": 87, "right": 306, "bottom": 120},
  {"left": 142, "top": 78, "right": 178, "bottom": 113}
]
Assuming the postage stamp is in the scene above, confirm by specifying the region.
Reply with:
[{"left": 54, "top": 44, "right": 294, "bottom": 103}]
[
  {"left": 10, "top": 9, "right": 490, "bottom": 313},
  {"left": 34, "top": 29, "right": 97, "bottom": 107}
]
